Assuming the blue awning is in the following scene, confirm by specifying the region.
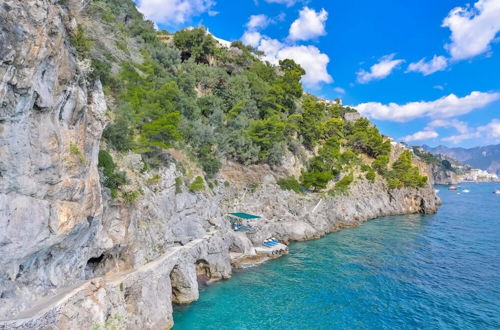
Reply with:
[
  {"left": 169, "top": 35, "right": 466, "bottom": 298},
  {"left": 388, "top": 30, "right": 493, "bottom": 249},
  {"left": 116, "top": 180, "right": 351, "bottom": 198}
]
[{"left": 228, "top": 212, "right": 261, "bottom": 220}]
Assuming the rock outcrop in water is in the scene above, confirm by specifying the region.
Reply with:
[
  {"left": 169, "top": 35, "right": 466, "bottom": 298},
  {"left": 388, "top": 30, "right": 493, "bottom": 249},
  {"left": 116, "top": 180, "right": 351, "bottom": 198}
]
[{"left": 0, "top": 1, "right": 439, "bottom": 329}]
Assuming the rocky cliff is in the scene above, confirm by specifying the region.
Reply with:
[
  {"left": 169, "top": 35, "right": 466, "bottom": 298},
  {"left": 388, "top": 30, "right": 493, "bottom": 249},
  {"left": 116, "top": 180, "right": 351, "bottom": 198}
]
[{"left": 0, "top": 1, "right": 439, "bottom": 329}]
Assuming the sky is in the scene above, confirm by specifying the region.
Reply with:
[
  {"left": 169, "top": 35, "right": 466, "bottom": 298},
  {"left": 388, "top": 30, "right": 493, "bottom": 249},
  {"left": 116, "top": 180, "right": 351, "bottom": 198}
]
[{"left": 134, "top": 0, "right": 500, "bottom": 148}]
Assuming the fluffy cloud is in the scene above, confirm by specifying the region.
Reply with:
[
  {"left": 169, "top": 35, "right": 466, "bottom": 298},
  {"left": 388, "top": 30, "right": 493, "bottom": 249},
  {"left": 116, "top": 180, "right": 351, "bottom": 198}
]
[
  {"left": 247, "top": 14, "right": 271, "bottom": 30},
  {"left": 442, "top": 0, "right": 500, "bottom": 61},
  {"left": 241, "top": 8, "right": 333, "bottom": 88},
  {"left": 288, "top": 7, "right": 328, "bottom": 41},
  {"left": 442, "top": 132, "right": 480, "bottom": 144},
  {"left": 242, "top": 31, "right": 263, "bottom": 47},
  {"left": 258, "top": 38, "right": 333, "bottom": 87},
  {"left": 427, "top": 119, "right": 469, "bottom": 134},
  {"left": 263, "top": 0, "right": 298, "bottom": 7},
  {"left": 356, "top": 54, "right": 404, "bottom": 84},
  {"left": 136, "top": 0, "right": 215, "bottom": 25},
  {"left": 333, "top": 87, "right": 346, "bottom": 94},
  {"left": 441, "top": 119, "right": 500, "bottom": 144},
  {"left": 402, "top": 130, "right": 439, "bottom": 142},
  {"left": 407, "top": 55, "right": 448, "bottom": 75},
  {"left": 478, "top": 119, "right": 500, "bottom": 138},
  {"left": 355, "top": 91, "right": 500, "bottom": 122}
]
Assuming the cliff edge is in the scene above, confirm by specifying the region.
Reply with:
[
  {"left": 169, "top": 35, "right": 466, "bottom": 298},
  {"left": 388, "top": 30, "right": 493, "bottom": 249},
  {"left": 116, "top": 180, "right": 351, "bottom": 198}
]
[{"left": 0, "top": 1, "right": 439, "bottom": 329}]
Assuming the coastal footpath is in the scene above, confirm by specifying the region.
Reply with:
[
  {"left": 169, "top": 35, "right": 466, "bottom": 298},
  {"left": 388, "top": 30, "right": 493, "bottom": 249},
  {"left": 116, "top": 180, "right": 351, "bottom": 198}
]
[{"left": 0, "top": 1, "right": 439, "bottom": 329}]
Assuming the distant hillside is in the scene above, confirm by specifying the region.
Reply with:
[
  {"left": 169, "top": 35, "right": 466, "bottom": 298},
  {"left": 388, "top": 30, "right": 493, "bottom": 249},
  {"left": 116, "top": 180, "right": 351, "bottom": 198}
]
[{"left": 422, "top": 144, "right": 500, "bottom": 175}]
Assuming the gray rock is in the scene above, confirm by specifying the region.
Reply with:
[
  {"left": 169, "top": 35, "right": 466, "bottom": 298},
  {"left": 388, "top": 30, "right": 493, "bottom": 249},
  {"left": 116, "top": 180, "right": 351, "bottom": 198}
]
[{"left": 0, "top": 1, "right": 440, "bottom": 329}]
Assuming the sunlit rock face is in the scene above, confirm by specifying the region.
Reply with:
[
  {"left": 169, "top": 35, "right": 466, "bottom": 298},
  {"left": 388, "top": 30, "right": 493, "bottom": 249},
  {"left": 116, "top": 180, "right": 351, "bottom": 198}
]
[{"left": 0, "top": 1, "right": 439, "bottom": 329}]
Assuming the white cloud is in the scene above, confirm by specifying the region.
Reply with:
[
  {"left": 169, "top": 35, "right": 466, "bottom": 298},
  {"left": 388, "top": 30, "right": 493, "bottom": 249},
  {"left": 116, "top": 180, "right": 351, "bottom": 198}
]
[
  {"left": 402, "top": 130, "right": 439, "bottom": 142},
  {"left": 288, "top": 7, "right": 328, "bottom": 41},
  {"left": 334, "top": 87, "right": 346, "bottom": 94},
  {"left": 258, "top": 38, "right": 332, "bottom": 87},
  {"left": 442, "top": 0, "right": 500, "bottom": 61},
  {"left": 136, "top": 0, "right": 215, "bottom": 25},
  {"left": 263, "top": 0, "right": 298, "bottom": 7},
  {"left": 434, "top": 85, "right": 445, "bottom": 90},
  {"left": 356, "top": 54, "right": 404, "bottom": 84},
  {"left": 407, "top": 55, "right": 448, "bottom": 75},
  {"left": 241, "top": 8, "right": 333, "bottom": 88},
  {"left": 478, "top": 119, "right": 500, "bottom": 138},
  {"left": 442, "top": 132, "right": 480, "bottom": 144},
  {"left": 441, "top": 119, "right": 500, "bottom": 144},
  {"left": 355, "top": 91, "right": 500, "bottom": 122},
  {"left": 427, "top": 119, "right": 469, "bottom": 134},
  {"left": 242, "top": 31, "right": 262, "bottom": 47},
  {"left": 247, "top": 14, "right": 271, "bottom": 30}
]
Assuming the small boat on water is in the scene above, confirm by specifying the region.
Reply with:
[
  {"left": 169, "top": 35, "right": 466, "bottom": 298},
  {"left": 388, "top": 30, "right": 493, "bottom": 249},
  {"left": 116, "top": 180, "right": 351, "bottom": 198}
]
[
  {"left": 462, "top": 189, "right": 470, "bottom": 193},
  {"left": 448, "top": 186, "right": 458, "bottom": 191},
  {"left": 493, "top": 189, "right": 500, "bottom": 194}
]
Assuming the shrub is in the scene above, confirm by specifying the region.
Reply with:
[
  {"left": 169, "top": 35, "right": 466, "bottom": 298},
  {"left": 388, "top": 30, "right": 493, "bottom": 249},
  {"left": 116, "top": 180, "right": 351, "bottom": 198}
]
[
  {"left": 70, "top": 142, "right": 85, "bottom": 164},
  {"left": 145, "top": 174, "right": 161, "bottom": 184},
  {"left": 98, "top": 150, "right": 128, "bottom": 197},
  {"left": 360, "top": 164, "right": 371, "bottom": 172},
  {"left": 175, "top": 176, "right": 183, "bottom": 194},
  {"left": 189, "top": 176, "right": 204, "bottom": 192},
  {"left": 329, "top": 172, "right": 354, "bottom": 196},
  {"left": 372, "top": 154, "right": 389, "bottom": 175},
  {"left": 385, "top": 150, "right": 428, "bottom": 189},
  {"left": 366, "top": 169, "right": 376, "bottom": 183},
  {"left": 123, "top": 190, "right": 141, "bottom": 203},
  {"left": 70, "top": 25, "right": 92, "bottom": 57},
  {"left": 277, "top": 176, "right": 301, "bottom": 193}
]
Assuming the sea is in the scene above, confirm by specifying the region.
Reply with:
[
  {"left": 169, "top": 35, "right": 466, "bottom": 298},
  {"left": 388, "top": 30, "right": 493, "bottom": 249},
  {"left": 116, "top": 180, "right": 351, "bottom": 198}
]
[{"left": 173, "top": 182, "right": 500, "bottom": 329}]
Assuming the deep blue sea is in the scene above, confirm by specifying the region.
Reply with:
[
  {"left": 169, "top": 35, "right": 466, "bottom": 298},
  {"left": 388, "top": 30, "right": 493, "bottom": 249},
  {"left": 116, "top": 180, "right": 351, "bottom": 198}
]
[{"left": 173, "top": 183, "right": 500, "bottom": 329}]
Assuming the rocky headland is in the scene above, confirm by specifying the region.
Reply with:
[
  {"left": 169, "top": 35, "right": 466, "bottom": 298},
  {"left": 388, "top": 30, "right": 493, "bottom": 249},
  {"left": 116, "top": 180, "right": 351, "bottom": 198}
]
[{"left": 0, "top": 1, "right": 439, "bottom": 329}]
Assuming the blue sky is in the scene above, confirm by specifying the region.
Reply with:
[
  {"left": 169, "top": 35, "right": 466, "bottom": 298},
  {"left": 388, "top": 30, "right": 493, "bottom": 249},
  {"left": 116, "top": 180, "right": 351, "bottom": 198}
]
[{"left": 135, "top": 0, "right": 500, "bottom": 148}]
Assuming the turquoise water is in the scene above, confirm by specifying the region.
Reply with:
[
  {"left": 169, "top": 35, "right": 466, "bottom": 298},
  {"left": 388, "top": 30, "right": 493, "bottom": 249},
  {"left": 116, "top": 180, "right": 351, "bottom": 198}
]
[{"left": 173, "top": 183, "right": 500, "bottom": 329}]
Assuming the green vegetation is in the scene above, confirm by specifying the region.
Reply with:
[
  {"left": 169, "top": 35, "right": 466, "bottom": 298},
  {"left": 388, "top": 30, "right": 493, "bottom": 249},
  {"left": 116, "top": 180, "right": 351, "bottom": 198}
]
[
  {"left": 70, "top": 25, "right": 92, "bottom": 57},
  {"left": 366, "top": 168, "right": 376, "bottom": 183},
  {"left": 82, "top": 1, "right": 430, "bottom": 196},
  {"left": 329, "top": 172, "right": 354, "bottom": 195},
  {"left": 98, "top": 150, "right": 127, "bottom": 198},
  {"left": 386, "top": 150, "right": 428, "bottom": 189},
  {"left": 175, "top": 176, "right": 183, "bottom": 194},
  {"left": 69, "top": 142, "right": 85, "bottom": 164},
  {"left": 145, "top": 174, "right": 161, "bottom": 184},
  {"left": 189, "top": 176, "right": 205, "bottom": 192},
  {"left": 123, "top": 190, "right": 141, "bottom": 203},
  {"left": 277, "top": 176, "right": 301, "bottom": 193}
]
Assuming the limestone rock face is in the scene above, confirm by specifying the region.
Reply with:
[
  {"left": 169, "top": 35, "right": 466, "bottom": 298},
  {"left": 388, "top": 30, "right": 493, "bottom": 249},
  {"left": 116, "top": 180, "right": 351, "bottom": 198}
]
[
  {"left": 224, "top": 181, "right": 439, "bottom": 245},
  {"left": 0, "top": 1, "right": 440, "bottom": 329},
  {"left": 0, "top": 0, "right": 107, "bottom": 317},
  {"left": 428, "top": 164, "right": 459, "bottom": 185}
]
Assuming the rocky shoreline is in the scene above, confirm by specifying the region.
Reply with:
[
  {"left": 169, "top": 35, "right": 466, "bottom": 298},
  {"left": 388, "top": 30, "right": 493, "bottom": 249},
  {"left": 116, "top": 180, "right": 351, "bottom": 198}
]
[
  {"left": 0, "top": 164, "right": 439, "bottom": 329},
  {"left": 0, "top": 1, "right": 440, "bottom": 328}
]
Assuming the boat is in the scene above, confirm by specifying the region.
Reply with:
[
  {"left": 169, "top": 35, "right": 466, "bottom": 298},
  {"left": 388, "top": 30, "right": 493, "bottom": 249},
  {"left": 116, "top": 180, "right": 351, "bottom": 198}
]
[
  {"left": 462, "top": 189, "right": 470, "bottom": 193},
  {"left": 493, "top": 189, "right": 500, "bottom": 194},
  {"left": 448, "top": 186, "right": 458, "bottom": 191}
]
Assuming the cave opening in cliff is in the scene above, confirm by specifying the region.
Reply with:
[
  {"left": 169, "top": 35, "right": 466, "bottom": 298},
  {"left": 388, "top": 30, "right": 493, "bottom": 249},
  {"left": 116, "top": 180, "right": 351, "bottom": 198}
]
[
  {"left": 195, "top": 260, "right": 212, "bottom": 286},
  {"left": 170, "top": 265, "right": 183, "bottom": 304},
  {"left": 85, "top": 254, "right": 105, "bottom": 278}
]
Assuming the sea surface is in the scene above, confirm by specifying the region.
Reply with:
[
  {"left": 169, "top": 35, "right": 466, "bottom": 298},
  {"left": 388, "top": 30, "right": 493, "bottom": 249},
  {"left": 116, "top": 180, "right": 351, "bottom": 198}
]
[{"left": 173, "top": 183, "right": 500, "bottom": 329}]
